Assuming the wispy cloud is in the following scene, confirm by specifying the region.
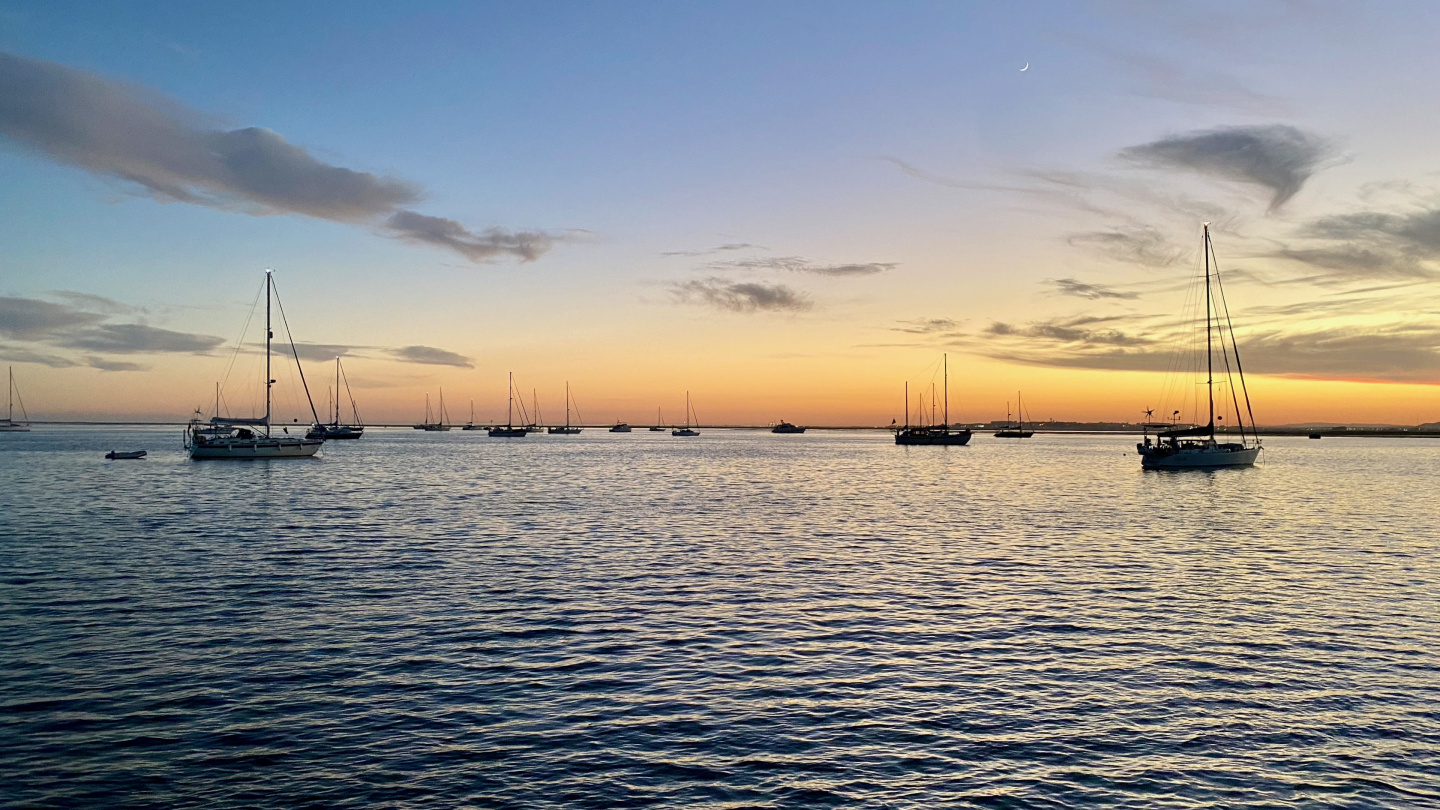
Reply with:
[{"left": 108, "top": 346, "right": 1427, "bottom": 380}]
[
  {"left": 669, "top": 278, "right": 811, "bottom": 313},
  {"left": 891, "top": 317, "right": 962, "bottom": 335},
  {"left": 55, "top": 323, "right": 224, "bottom": 354},
  {"left": 661, "top": 243, "right": 767, "bottom": 257},
  {"left": 1065, "top": 224, "right": 1184, "bottom": 268},
  {"left": 0, "top": 296, "right": 105, "bottom": 338},
  {"left": 1119, "top": 124, "right": 1334, "bottom": 211},
  {"left": 1046, "top": 278, "right": 1141, "bottom": 300},
  {"left": 712, "top": 256, "right": 897, "bottom": 277},
  {"left": 986, "top": 315, "right": 1148, "bottom": 347},
  {"left": 387, "top": 345, "right": 475, "bottom": 368},
  {"left": 1105, "top": 49, "right": 1287, "bottom": 115},
  {"left": 0, "top": 50, "right": 556, "bottom": 263}
]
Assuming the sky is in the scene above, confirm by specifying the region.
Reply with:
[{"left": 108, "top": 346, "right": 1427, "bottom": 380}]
[{"left": 2, "top": 0, "right": 1439, "bottom": 426}]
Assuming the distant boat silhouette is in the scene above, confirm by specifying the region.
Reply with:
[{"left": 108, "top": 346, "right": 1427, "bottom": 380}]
[
  {"left": 1, "top": 366, "right": 29, "bottom": 432},
  {"left": 610, "top": 421, "right": 632, "bottom": 432},
  {"left": 489, "top": 372, "right": 530, "bottom": 437},
  {"left": 415, "top": 390, "right": 451, "bottom": 431},
  {"left": 463, "top": 398, "right": 484, "bottom": 430},
  {"left": 650, "top": 406, "right": 666, "bottom": 431},
  {"left": 672, "top": 392, "right": 700, "bottom": 437},
  {"left": 772, "top": 420, "right": 806, "bottom": 433},
  {"left": 894, "top": 354, "right": 971, "bottom": 445},
  {"left": 308, "top": 357, "right": 364, "bottom": 440},
  {"left": 548, "top": 382, "right": 584, "bottom": 434},
  {"left": 993, "top": 392, "right": 1034, "bottom": 439},
  {"left": 1137, "top": 224, "right": 1261, "bottom": 469}
]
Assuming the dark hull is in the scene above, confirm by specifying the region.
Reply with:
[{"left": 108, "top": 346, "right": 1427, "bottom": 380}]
[
  {"left": 895, "top": 427, "right": 972, "bottom": 446},
  {"left": 993, "top": 430, "right": 1033, "bottom": 438},
  {"left": 672, "top": 429, "right": 700, "bottom": 436},
  {"left": 488, "top": 427, "right": 528, "bottom": 437},
  {"left": 548, "top": 427, "right": 583, "bottom": 434},
  {"left": 609, "top": 424, "right": 632, "bottom": 432},
  {"left": 772, "top": 425, "right": 806, "bottom": 433},
  {"left": 308, "top": 425, "right": 364, "bottom": 440}
]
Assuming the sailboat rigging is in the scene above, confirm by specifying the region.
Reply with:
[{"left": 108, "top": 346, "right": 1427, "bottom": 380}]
[
  {"left": 489, "top": 373, "right": 530, "bottom": 437},
  {"left": 650, "top": 406, "right": 666, "bottom": 431},
  {"left": 1137, "top": 223, "right": 1261, "bottom": 469},
  {"left": 993, "top": 392, "right": 1034, "bottom": 439},
  {"left": 307, "top": 357, "right": 364, "bottom": 439},
  {"left": 548, "top": 382, "right": 584, "bottom": 434},
  {"left": 186, "top": 270, "right": 323, "bottom": 458},
  {"left": 1, "top": 367, "right": 30, "bottom": 432},
  {"left": 894, "top": 354, "right": 971, "bottom": 445},
  {"left": 415, "top": 389, "right": 452, "bottom": 431},
  {"left": 672, "top": 392, "right": 700, "bottom": 436}
]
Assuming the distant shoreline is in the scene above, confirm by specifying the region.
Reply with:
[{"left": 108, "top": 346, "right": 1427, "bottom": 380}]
[{"left": 16, "top": 421, "right": 1440, "bottom": 438}]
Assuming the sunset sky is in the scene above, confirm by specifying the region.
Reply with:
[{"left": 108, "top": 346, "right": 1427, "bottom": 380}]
[{"left": 3, "top": 1, "right": 1439, "bottom": 425}]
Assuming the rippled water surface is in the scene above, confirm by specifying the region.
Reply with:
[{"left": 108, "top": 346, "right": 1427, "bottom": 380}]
[{"left": 3, "top": 427, "right": 1439, "bottom": 808}]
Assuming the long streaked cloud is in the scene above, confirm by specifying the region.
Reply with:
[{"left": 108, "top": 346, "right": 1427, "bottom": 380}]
[
  {"left": 387, "top": 345, "right": 475, "bottom": 368},
  {"left": 55, "top": 323, "right": 224, "bottom": 354},
  {"left": 1065, "top": 224, "right": 1184, "bottom": 268},
  {"left": 661, "top": 243, "right": 767, "bottom": 257},
  {"left": 712, "top": 256, "right": 898, "bottom": 277},
  {"left": 1046, "top": 278, "right": 1141, "bottom": 300},
  {"left": 1119, "top": 124, "right": 1334, "bottom": 211},
  {"left": 0, "top": 50, "right": 557, "bottom": 263},
  {"left": 986, "top": 315, "right": 1149, "bottom": 347},
  {"left": 669, "top": 278, "right": 811, "bottom": 313}
]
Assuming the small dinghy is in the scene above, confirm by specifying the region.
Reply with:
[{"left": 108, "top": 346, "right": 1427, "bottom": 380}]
[{"left": 105, "top": 450, "right": 147, "bottom": 460}]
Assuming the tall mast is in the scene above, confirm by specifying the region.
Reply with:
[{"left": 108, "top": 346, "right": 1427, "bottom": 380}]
[
  {"left": 904, "top": 381, "right": 908, "bottom": 429},
  {"left": 7, "top": 367, "right": 12, "bottom": 422},
  {"left": 335, "top": 357, "right": 341, "bottom": 424},
  {"left": 566, "top": 382, "right": 571, "bottom": 428},
  {"left": 943, "top": 353, "right": 949, "bottom": 427},
  {"left": 1204, "top": 223, "right": 1215, "bottom": 438},
  {"left": 265, "top": 270, "right": 272, "bottom": 434}
]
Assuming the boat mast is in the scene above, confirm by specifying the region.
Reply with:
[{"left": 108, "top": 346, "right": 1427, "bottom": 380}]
[
  {"left": 904, "top": 381, "right": 908, "bottom": 429},
  {"left": 943, "top": 353, "right": 949, "bottom": 428},
  {"left": 566, "top": 382, "right": 571, "bottom": 428},
  {"left": 7, "top": 367, "right": 11, "bottom": 423},
  {"left": 1205, "top": 223, "right": 1215, "bottom": 440},
  {"left": 508, "top": 372, "right": 514, "bottom": 427},
  {"left": 335, "top": 357, "right": 341, "bottom": 424},
  {"left": 265, "top": 270, "right": 272, "bottom": 435}
]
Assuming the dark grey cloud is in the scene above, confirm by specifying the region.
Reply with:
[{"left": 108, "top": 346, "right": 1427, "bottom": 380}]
[
  {"left": 1047, "top": 278, "right": 1141, "bottom": 300},
  {"left": 388, "top": 345, "right": 475, "bottom": 368},
  {"left": 0, "top": 51, "right": 554, "bottom": 263},
  {"left": 0, "top": 346, "right": 79, "bottom": 368},
  {"left": 714, "top": 256, "right": 897, "bottom": 277},
  {"left": 266, "top": 342, "right": 362, "bottom": 363},
  {"left": 1268, "top": 207, "right": 1440, "bottom": 284},
  {"left": 1066, "top": 225, "right": 1183, "bottom": 268},
  {"left": 985, "top": 315, "right": 1149, "bottom": 347},
  {"left": 383, "top": 211, "right": 557, "bottom": 263},
  {"left": 662, "top": 243, "right": 767, "bottom": 257},
  {"left": 1119, "top": 125, "right": 1333, "bottom": 210},
  {"left": 56, "top": 323, "right": 225, "bottom": 354},
  {"left": 48, "top": 291, "right": 141, "bottom": 316},
  {"left": 85, "top": 356, "right": 148, "bottom": 372},
  {"left": 669, "top": 278, "right": 811, "bottom": 313},
  {"left": 0, "top": 296, "right": 105, "bottom": 338}
]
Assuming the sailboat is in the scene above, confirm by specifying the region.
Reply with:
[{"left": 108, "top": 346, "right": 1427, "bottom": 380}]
[
  {"left": 993, "top": 392, "right": 1034, "bottom": 438},
  {"left": 414, "top": 390, "right": 451, "bottom": 431},
  {"left": 894, "top": 354, "right": 971, "bottom": 445},
  {"left": 488, "top": 373, "right": 529, "bottom": 437},
  {"left": 1138, "top": 223, "right": 1261, "bottom": 469},
  {"left": 463, "top": 399, "right": 484, "bottom": 430},
  {"left": 649, "top": 407, "right": 667, "bottom": 431},
  {"left": 187, "top": 270, "right": 323, "bottom": 458},
  {"left": 1, "top": 367, "right": 30, "bottom": 432},
  {"left": 672, "top": 392, "right": 700, "bottom": 436},
  {"left": 307, "top": 357, "right": 364, "bottom": 439},
  {"left": 548, "top": 382, "right": 584, "bottom": 434}
]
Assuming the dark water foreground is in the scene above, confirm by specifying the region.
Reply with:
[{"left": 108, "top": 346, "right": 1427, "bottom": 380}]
[{"left": 3, "top": 427, "right": 1439, "bottom": 808}]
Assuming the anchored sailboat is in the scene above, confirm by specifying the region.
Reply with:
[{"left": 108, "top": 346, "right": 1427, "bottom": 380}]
[
  {"left": 1, "top": 367, "right": 29, "bottom": 432},
  {"left": 488, "top": 373, "right": 529, "bottom": 437},
  {"left": 307, "top": 357, "right": 364, "bottom": 439},
  {"left": 548, "top": 382, "right": 584, "bottom": 434},
  {"left": 463, "top": 399, "right": 484, "bottom": 430},
  {"left": 895, "top": 354, "right": 971, "bottom": 445},
  {"left": 649, "top": 406, "right": 667, "bottom": 431},
  {"left": 187, "top": 270, "right": 323, "bottom": 459},
  {"left": 1138, "top": 223, "right": 1261, "bottom": 469},
  {"left": 993, "top": 392, "right": 1034, "bottom": 439},
  {"left": 415, "top": 390, "right": 452, "bottom": 431},
  {"left": 672, "top": 392, "right": 700, "bottom": 436}
]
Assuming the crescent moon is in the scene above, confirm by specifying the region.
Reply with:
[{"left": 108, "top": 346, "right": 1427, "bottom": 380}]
[{"left": 1020, "top": 62, "right": 1029, "bottom": 72}]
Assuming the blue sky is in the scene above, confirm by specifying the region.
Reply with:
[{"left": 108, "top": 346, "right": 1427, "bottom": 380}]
[{"left": 3, "top": 1, "right": 1440, "bottom": 424}]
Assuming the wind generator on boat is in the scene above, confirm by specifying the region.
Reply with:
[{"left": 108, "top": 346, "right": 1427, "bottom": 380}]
[
  {"left": 307, "top": 357, "right": 364, "bottom": 439},
  {"left": 1, "top": 366, "right": 30, "bottom": 432},
  {"left": 1137, "top": 223, "right": 1261, "bottom": 469},
  {"left": 894, "top": 354, "right": 971, "bottom": 445},
  {"left": 186, "top": 270, "right": 324, "bottom": 459}
]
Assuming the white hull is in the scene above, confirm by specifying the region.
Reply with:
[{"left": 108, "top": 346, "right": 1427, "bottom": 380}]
[
  {"left": 190, "top": 438, "right": 322, "bottom": 459},
  {"left": 1139, "top": 444, "right": 1259, "bottom": 469}
]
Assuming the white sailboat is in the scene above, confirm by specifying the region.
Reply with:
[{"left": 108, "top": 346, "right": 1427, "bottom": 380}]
[
  {"left": 187, "top": 270, "right": 323, "bottom": 459},
  {"left": 1, "top": 366, "right": 30, "bottom": 431},
  {"left": 1138, "top": 223, "right": 1261, "bottom": 469},
  {"left": 672, "top": 392, "right": 700, "bottom": 436}
]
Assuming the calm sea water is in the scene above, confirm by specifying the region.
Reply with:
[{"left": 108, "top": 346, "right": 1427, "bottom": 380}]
[{"left": 3, "top": 427, "right": 1439, "bottom": 808}]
